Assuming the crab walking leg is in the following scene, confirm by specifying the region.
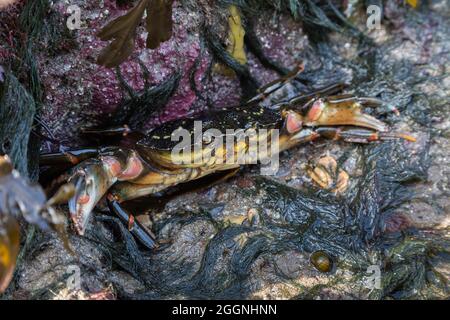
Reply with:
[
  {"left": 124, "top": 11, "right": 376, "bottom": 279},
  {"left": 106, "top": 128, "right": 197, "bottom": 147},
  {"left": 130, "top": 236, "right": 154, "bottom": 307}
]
[
  {"left": 40, "top": 148, "right": 102, "bottom": 166},
  {"left": 106, "top": 182, "right": 180, "bottom": 250},
  {"left": 40, "top": 144, "right": 142, "bottom": 167},
  {"left": 271, "top": 82, "right": 347, "bottom": 110},
  {"left": 80, "top": 125, "right": 133, "bottom": 137},
  {"left": 326, "top": 95, "right": 400, "bottom": 115},
  {"left": 106, "top": 197, "right": 158, "bottom": 250},
  {"left": 246, "top": 62, "right": 305, "bottom": 104},
  {"left": 314, "top": 127, "right": 416, "bottom": 143},
  {"left": 109, "top": 163, "right": 230, "bottom": 202},
  {"left": 104, "top": 181, "right": 186, "bottom": 250},
  {"left": 106, "top": 167, "right": 241, "bottom": 248}
]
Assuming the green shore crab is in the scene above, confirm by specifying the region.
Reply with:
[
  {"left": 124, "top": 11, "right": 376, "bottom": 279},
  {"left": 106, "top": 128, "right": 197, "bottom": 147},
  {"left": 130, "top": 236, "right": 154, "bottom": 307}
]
[{"left": 39, "top": 65, "right": 415, "bottom": 249}]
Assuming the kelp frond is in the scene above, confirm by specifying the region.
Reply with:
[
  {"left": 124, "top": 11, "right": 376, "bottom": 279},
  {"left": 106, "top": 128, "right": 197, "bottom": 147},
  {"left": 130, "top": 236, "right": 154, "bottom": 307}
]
[
  {"left": 97, "top": 0, "right": 148, "bottom": 67},
  {"left": 146, "top": 0, "right": 173, "bottom": 49},
  {"left": 97, "top": 0, "right": 174, "bottom": 68}
]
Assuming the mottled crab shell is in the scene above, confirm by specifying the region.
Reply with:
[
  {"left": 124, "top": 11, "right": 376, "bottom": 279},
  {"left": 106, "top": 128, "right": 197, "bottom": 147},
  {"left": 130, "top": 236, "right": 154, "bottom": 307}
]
[{"left": 135, "top": 104, "right": 284, "bottom": 167}]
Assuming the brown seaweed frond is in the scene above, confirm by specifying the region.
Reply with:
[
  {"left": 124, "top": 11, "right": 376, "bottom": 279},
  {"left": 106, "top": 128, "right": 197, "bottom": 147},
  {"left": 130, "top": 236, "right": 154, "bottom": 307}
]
[
  {"left": 97, "top": 0, "right": 174, "bottom": 68},
  {"left": 214, "top": 4, "right": 247, "bottom": 77},
  {"left": 146, "top": 0, "right": 173, "bottom": 49}
]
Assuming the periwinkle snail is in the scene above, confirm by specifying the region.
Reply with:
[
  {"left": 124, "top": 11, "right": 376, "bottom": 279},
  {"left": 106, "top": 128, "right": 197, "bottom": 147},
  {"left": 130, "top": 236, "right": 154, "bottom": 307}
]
[{"left": 310, "top": 251, "right": 333, "bottom": 273}]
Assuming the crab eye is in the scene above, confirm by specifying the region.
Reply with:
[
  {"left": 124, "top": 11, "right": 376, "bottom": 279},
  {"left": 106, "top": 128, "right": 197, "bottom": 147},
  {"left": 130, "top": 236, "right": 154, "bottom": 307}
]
[{"left": 307, "top": 99, "right": 326, "bottom": 121}]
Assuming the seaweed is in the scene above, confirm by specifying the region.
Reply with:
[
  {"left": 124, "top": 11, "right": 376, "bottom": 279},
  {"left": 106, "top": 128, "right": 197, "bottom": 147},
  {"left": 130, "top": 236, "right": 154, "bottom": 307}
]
[
  {"left": 0, "top": 0, "right": 71, "bottom": 298},
  {"left": 0, "top": 0, "right": 58, "bottom": 180},
  {"left": 88, "top": 217, "right": 154, "bottom": 286},
  {"left": 246, "top": 142, "right": 444, "bottom": 299},
  {"left": 97, "top": 0, "right": 174, "bottom": 67},
  {"left": 220, "top": 0, "right": 347, "bottom": 38},
  {"left": 371, "top": 238, "right": 449, "bottom": 299},
  {"left": 203, "top": 27, "right": 259, "bottom": 101},
  {"left": 107, "top": 69, "right": 181, "bottom": 130},
  {"left": 406, "top": 0, "right": 419, "bottom": 8},
  {"left": 87, "top": 135, "right": 447, "bottom": 299},
  {"left": 214, "top": 5, "right": 248, "bottom": 77},
  {"left": 18, "top": 0, "right": 50, "bottom": 39},
  {"left": 0, "top": 73, "right": 36, "bottom": 177},
  {"left": 146, "top": 0, "right": 173, "bottom": 49}
]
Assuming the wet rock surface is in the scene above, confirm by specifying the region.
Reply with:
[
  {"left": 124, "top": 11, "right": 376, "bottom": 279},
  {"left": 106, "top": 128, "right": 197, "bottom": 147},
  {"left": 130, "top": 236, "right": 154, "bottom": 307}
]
[{"left": 0, "top": 1, "right": 449, "bottom": 299}]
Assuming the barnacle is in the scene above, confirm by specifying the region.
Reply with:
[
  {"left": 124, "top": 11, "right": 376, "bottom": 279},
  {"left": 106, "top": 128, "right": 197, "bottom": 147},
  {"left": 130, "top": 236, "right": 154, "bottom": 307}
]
[{"left": 306, "top": 155, "right": 349, "bottom": 194}]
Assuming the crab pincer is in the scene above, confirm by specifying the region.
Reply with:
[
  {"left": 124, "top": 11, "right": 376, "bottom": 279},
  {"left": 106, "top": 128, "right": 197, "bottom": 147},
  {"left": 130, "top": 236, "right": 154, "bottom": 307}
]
[
  {"left": 296, "top": 97, "right": 416, "bottom": 143},
  {"left": 0, "top": 155, "right": 71, "bottom": 293},
  {"left": 0, "top": 213, "right": 20, "bottom": 293},
  {"left": 66, "top": 149, "right": 158, "bottom": 248},
  {"left": 68, "top": 158, "right": 120, "bottom": 235}
]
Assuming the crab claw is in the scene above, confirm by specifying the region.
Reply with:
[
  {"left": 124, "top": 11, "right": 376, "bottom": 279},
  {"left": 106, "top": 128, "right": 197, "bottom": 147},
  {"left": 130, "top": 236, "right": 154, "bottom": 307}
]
[
  {"left": 304, "top": 98, "right": 388, "bottom": 132},
  {"left": 0, "top": 214, "right": 20, "bottom": 293},
  {"left": 68, "top": 159, "right": 118, "bottom": 235},
  {"left": 0, "top": 155, "right": 73, "bottom": 293}
]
